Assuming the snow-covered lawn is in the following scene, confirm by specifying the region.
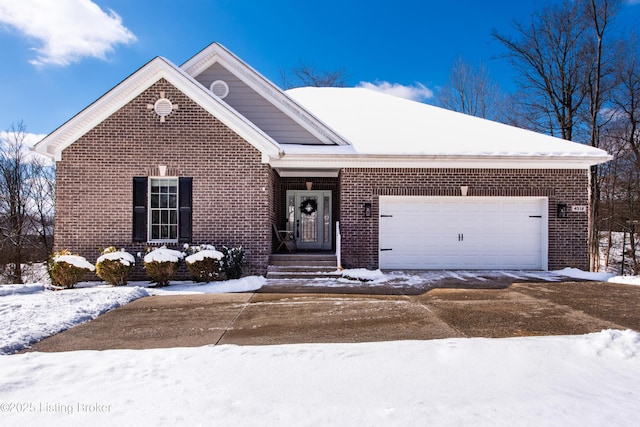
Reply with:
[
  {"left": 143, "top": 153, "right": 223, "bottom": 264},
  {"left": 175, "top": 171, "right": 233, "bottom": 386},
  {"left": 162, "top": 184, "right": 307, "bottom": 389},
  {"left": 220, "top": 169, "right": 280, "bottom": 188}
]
[
  {"left": 1, "top": 268, "right": 640, "bottom": 425},
  {"left": 1, "top": 331, "right": 639, "bottom": 426},
  {"left": 0, "top": 276, "right": 266, "bottom": 355}
]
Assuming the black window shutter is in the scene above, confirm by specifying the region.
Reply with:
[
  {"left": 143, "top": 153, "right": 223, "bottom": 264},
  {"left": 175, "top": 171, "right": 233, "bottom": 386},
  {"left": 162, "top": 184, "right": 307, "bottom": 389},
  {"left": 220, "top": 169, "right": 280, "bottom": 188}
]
[
  {"left": 178, "top": 177, "right": 192, "bottom": 243},
  {"left": 132, "top": 177, "right": 148, "bottom": 242}
]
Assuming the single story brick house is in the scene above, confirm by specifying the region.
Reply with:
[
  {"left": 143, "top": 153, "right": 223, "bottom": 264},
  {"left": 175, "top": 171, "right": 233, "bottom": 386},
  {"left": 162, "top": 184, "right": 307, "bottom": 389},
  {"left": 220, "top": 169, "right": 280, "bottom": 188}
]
[{"left": 34, "top": 42, "right": 611, "bottom": 276}]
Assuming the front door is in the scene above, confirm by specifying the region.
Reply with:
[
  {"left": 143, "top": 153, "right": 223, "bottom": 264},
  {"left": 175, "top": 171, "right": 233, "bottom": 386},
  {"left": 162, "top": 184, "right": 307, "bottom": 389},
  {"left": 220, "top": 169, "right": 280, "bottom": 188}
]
[{"left": 286, "top": 190, "right": 332, "bottom": 250}]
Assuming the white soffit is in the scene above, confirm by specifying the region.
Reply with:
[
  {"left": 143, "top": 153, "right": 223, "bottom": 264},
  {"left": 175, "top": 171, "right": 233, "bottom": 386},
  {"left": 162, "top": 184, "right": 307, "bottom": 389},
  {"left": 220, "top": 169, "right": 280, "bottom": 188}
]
[
  {"left": 275, "top": 168, "right": 340, "bottom": 177},
  {"left": 268, "top": 153, "right": 607, "bottom": 170}
]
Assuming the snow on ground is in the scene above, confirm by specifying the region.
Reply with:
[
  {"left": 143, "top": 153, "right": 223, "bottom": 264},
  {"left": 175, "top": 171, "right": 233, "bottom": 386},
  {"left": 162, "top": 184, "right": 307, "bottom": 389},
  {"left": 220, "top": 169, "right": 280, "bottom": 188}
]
[
  {"left": 607, "top": 275, "right": 640, "bottom": 286},
  {"left": 297, "top": 269, "right": 569, "bottom": 288},
  {"left": 0, "top": 286, "right": 148, "bottom": 355},
  {"left": 1, "top": 331, "right": 639, "bottom": 426},
  {"left": 599, "top": 231, "right": 640, "bottom": 275},
  {"left": 0, "top": 276, "right": 266, "bottom": 355},
  {"left": 339, "top": 268, "right": 640, "bottom": 288},
  {"left": 554, "top": 267, "right": 640, "bottom": 286},
  {"left": 127, "top": 276, "right": 266, "bottom": 296},
  {"left": 2, "top": 267, "right": 640, "bottom": 425}
]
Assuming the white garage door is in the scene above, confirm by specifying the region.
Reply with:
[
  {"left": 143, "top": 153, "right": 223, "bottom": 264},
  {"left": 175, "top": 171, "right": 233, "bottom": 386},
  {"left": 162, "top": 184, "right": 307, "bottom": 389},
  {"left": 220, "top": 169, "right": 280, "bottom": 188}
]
[{"left": 379, "top": 196, "right": 548, "bottom": 270}]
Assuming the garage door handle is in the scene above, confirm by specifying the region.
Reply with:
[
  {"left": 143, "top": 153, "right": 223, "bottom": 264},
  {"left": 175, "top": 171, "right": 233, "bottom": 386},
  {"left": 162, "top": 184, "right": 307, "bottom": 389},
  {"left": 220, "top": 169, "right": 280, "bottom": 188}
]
[
  {"left": 380, "top": 248, "right": 393, "bottom": 251},
  {"left": 529, "top": 215, "right": 542, "bottom": 218},
  {"left": 380, "top": 215, "right": 393, "bottom": 218}
]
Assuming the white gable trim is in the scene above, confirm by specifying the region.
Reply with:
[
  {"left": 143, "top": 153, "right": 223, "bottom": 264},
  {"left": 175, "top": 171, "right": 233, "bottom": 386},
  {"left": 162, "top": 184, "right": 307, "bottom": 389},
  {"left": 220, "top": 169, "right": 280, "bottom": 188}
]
[
  {"left": 181, "top": 43, "right": 351, "bottom": 147},
  {"left": 33, "top": 57, "right": 284, "bottom": 162}
]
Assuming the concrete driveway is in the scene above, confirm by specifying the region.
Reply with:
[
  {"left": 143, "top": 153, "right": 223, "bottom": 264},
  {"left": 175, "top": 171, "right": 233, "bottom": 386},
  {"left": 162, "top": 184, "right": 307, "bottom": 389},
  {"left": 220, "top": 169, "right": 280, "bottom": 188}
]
[{"left": 24, "top": 281, "right": 640, "bottom": 352}]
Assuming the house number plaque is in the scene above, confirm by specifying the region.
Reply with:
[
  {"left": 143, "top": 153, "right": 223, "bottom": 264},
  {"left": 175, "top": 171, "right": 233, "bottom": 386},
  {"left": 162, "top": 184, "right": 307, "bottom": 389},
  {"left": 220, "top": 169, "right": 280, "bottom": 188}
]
[{"left": 571, "top": 205, "right": 587, "bottom": 213}]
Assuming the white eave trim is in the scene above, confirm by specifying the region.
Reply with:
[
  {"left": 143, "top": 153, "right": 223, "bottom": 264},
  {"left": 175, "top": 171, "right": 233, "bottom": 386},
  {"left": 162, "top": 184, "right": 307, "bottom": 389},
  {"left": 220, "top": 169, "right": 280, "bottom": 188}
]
[
  {"left": 268, "top": 153, "right": 613, "bottom": 170},
  {"left": 33, "top": 57, "right": 283, "bottom": 161}
]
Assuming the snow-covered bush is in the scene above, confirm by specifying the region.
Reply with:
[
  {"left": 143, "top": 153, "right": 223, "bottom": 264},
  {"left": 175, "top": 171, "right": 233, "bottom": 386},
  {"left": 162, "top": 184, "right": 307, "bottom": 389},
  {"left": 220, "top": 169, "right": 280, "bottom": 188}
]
[
  {"left": 185, "top": 245, "right": 224, "bottom": 282},
  {"left": 221, "top": 246, "right": 245, "bottom": 279},
  {"left": 96, "top": 247, "right": 135, "bottom": 286},
  {"left": 143, "top": 246, "right": 185, "bottom": 287},
  {"left": 49, "top": 250, "right": 96, "bottom": 289}
]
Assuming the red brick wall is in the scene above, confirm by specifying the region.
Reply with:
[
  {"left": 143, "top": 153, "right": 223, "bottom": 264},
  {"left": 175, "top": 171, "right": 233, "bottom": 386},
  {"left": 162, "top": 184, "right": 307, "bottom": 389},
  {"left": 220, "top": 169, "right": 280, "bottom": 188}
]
[
  {"left": 54, "top": 78, "right": 592, "bottom": 277},
  {"left": 54, "top": 79, "right": 273, "bottom": 277},
  {"left": 339, "top": 168, "right": 589, "bottom": 270}
]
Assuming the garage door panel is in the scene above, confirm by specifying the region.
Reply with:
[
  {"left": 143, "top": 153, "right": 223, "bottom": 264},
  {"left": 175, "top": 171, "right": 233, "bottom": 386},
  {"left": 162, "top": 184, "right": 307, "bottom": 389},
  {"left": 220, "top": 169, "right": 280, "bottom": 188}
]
[{"left": 379, "top": 196, "right": 547, "bottom": 270}]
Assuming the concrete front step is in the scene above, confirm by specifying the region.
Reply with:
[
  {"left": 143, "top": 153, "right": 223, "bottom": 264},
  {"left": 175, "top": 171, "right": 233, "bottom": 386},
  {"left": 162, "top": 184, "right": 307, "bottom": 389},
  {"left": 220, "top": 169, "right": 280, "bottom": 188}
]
[
  {"left": 266, "top": 270, "right": 343, "bottom": 279},
  {"left": 267, "top": 265, "right": 339, "bottom": 273},
  {"left": 269, "top": 253, "right": 337, "bottom": 263},
  {"left": 267, "top": 253, "right": 340, "bottom": 279},
  {"left": 269, "top": 259, "right": 337, "bottom": 267}
]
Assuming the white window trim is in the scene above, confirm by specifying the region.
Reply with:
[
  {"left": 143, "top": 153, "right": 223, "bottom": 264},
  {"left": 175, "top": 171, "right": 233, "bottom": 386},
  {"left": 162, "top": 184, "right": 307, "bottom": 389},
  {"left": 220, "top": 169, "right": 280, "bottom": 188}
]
[{"left": 147, "top": 176, "right": 180, "bottom": 244}]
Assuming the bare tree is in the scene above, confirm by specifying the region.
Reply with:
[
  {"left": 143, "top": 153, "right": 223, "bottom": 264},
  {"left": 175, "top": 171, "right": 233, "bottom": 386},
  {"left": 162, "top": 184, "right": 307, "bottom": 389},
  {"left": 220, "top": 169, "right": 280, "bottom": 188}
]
[
  {"left": 615, "top": 153, "right": 640, "bottom": 274},
  {"left": 280, "top": 61, "right": 349, "bottom": 89},
  {"left": 438, "top": 57, "right": 509, "bottom": 122},
  {"left": 595, "top": 32, "right": 640, "bottom": 273},
  {"left": 493, "top": 0, "right": 589, "bottom": 140},
  {"left": 597, "top": 126, "right": 624, "bottom": 270},
  {"left": 581, "top": 0, "right": 624, "bottom": 271},
  {"left": 611, "top": 39, "right": 640, "bottom": 167},
  {"left": 605, "top": 39, "right": 640, "bottom": 273},
  {"left": 494, "top": 0, "right": 628, "bottom": 271},
  {"left": 29, "top": 156, "right": 55, "bottom": 254},
  {"left": 0, "top": 121, "right": 54, "bottom": 283}
]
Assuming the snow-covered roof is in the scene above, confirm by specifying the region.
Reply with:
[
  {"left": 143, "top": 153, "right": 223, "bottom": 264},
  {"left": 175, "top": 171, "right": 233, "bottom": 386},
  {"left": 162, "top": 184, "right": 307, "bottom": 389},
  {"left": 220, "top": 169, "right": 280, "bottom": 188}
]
[
  {"left": 280, "top": 87, "right": 611, "bottom": 168},
  {"left": 32, "top": 40, "right": 611, "bottom": 171}
]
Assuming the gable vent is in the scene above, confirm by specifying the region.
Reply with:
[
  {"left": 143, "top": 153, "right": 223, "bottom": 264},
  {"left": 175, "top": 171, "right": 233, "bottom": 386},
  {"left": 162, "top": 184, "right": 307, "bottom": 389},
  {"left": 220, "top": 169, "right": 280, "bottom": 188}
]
[
  {"left": 210, "top": 80, "right": 229, "bottom": 99},
  {"left": 154, "top": 98, "right": 174, "bottom": 117},
  {"left": 147, "top": 92, "right": 178, "bottom": 123}
]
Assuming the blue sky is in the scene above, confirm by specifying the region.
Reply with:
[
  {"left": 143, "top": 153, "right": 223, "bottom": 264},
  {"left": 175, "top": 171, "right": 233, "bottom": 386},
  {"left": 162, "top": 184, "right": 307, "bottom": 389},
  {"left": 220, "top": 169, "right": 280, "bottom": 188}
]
[{"left": 0, "top": 0, "right": 639, "bottom": 137}]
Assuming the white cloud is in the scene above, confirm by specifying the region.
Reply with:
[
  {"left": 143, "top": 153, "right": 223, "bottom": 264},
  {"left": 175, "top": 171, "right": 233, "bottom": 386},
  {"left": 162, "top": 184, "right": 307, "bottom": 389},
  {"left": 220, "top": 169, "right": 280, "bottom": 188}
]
[
  {"left": 0, "top": 130, "right": 46, "bottom": 147},
  {"left": 356, "top": 81, "right": 434, "bottom": 102},
  {"left": 0, "top": 0, "right": 136, "bottom": 66},
  {"left": 1, "top": 130, "right": 52, "bottom": 165}
]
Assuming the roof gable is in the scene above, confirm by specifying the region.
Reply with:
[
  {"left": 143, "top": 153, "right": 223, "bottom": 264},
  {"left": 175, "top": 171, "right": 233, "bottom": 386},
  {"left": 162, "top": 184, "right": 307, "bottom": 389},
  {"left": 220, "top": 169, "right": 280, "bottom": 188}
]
[
  {"left": 181, "top": 43, "right": 350, "bottom": 146},
  {"left": 34, "top": 56, "right": 287, "bottom": 161}
]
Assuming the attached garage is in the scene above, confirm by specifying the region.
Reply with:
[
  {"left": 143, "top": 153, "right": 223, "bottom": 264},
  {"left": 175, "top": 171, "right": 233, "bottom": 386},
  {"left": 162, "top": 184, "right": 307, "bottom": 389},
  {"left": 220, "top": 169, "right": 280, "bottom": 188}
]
[{"left": 379, "top": 196, "right": 548, "bottom": 270}]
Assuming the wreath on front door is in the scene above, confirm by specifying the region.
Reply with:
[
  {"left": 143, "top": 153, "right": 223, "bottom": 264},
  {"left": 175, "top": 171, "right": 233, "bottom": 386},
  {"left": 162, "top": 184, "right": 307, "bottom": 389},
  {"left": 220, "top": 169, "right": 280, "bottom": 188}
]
[{"left": 299, "top": 199, "right": 318, "bottom": 216}]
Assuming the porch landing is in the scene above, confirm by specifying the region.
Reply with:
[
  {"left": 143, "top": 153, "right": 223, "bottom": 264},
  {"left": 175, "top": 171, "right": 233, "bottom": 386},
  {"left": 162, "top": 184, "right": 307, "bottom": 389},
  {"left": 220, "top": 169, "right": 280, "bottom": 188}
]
[{"left": 267, "top": 253, "right": 341, "bottom": 280}]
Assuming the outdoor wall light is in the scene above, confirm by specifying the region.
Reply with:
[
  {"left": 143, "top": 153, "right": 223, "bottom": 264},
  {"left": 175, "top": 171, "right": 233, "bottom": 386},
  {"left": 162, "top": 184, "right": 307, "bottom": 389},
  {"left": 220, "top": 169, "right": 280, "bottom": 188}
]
[
  {"left": 364, "top": 202, "right": 372, "bottom": 218},
  {"left": 557, "top": 203, "right": 568, "bottom": 218}
]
